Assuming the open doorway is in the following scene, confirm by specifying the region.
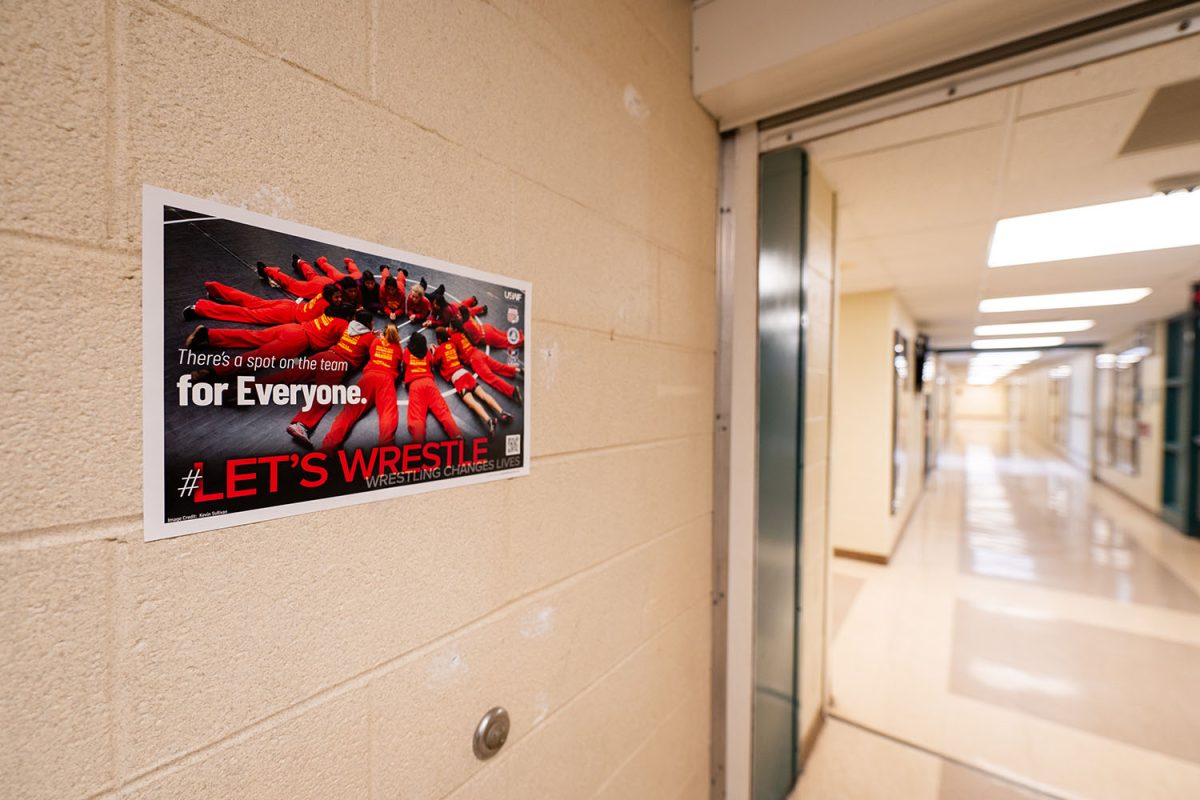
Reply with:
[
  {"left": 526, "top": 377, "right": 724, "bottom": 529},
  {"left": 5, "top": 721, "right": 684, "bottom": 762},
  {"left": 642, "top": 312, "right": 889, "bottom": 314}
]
[{"left": 795, "top": 33, "right": 1200, "bottom": 799}]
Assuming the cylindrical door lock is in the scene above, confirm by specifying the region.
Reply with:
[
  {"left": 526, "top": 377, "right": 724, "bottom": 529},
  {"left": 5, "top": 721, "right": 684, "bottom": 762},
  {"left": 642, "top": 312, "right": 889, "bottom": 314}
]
[{"left": 473, "top": 707, "right": 510, "bottom": 760}]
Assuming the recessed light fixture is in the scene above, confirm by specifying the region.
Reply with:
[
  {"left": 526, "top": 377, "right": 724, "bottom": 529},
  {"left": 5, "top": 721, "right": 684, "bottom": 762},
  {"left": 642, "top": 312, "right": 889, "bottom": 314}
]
[
  {"left": 979, "top": 288, "right": 1150, "bottom": 313},
  {"left": 973, "top": 320, "right": 1094, "bottom": 336},
  {"left": 972, "top": 336, "right": 1065, "bottom": 349},
  {"left": 989, "top": 191, "right": 1200, "bottom": 267}
]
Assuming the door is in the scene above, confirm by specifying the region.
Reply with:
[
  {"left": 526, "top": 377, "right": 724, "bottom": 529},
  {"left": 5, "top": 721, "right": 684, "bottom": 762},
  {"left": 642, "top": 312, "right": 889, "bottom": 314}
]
[
  {"left": 1162, "top": 313, "right": 1199, "bottom": 537},
  {"left": 753, "top": 148, "right": 806, "bottom": 799}
]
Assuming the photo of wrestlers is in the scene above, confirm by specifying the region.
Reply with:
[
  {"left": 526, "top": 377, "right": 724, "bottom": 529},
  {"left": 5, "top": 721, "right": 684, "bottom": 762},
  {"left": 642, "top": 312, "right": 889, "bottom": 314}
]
[{"left": 155, "top": 197, "right": 528, "bottom": 531}]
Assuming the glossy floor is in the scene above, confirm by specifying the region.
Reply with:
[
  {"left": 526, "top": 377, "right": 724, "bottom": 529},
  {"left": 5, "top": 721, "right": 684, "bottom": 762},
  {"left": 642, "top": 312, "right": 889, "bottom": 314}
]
[
  {"left": 794, "top": 718, "right": 1051, "bottom": 799},
  {"left": 818, "top": 421, "right": 1200, "bottom": 799}
]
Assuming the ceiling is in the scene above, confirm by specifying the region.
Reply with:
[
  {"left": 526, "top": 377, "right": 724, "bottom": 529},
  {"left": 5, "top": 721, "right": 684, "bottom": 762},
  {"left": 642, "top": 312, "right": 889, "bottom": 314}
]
[
  {"left": 692, "top": 0, "right": 1135, "bottom": 130},
  {"left": 805, "top": 33, "right": 1200, "bottom": 350}
]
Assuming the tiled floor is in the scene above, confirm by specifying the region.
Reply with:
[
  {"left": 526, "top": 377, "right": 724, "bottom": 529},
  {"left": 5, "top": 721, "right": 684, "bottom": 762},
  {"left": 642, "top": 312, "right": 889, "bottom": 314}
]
[
  {"left": 794, "top": 718, "right": 1051, "bottom": 799},
  {"left": 805, "top": 421, "right": 1200, "bottom": 799}
]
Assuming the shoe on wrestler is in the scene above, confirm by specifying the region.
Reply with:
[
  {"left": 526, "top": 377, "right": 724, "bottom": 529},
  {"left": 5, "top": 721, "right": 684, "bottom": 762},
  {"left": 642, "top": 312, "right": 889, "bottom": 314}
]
[
  {"left": 287, "top": 422, "right": 314, "bottom": 449},
  {"left": 185, "top": 325, "right": 208, "bottom": 349}
]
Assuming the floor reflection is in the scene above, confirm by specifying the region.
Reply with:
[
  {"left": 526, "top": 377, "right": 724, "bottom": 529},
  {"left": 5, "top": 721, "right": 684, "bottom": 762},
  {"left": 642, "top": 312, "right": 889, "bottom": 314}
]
[{"left": 955, "top": 430, "right": 1200, "bottom": 611}]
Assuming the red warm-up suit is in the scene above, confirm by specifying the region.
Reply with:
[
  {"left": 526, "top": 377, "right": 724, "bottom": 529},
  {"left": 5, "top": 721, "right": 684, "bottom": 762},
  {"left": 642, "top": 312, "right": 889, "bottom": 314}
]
[
  {"left": 321, "top": 337, "right": 406, "bottom": 451},
  {"left": 430, "top": 340, "right": 477, "bottom": 394},
  {"left": 210, "top": 312, "right": 348, "bottom": 377},
  {"left": 450, "top": 331, "right": 517, "bottom": 398},
  {"left": 464, "top": 313, "right": 523, "bottom": 349},
  {"left": 401, "top": 348, "right": 461, "bottom": 443},
  {"left": 259, "top": 321, "right": 376, "bottom": 430},
  {"left": 193, "top": 281, "right": 328, "bottom": 325},
  {"left": 263, "top": 259, "right": 330, "bottom": 298}
]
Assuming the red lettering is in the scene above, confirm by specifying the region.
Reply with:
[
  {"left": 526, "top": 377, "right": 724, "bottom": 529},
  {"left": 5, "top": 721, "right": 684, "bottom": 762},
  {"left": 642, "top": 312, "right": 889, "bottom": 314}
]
[
  {"left": 401, "top": 442, "right": 422, "bottom": 473},
  {"left": 227, "top": 458, "right": 258, "bottom": 499},
  {"left": 378, "top": 446, "right": 400, "bottom": 475},
  {"left": 339, "top": 448, "right": 378, "bottom": 481},
  {"left": 422, "top": 440, "right": 442, "bottom": 469},
  {"left": 471, "top": 437, "right": 488, "bottom": 464},
  {"left": 259, "top": 454, "right": 290, "bottom": 492},
  {"left": 300, "top": 452, "right": 327, "bottom": 487},
  {"left": 193, "top": 460, "right": 225, "bottom": 502}
]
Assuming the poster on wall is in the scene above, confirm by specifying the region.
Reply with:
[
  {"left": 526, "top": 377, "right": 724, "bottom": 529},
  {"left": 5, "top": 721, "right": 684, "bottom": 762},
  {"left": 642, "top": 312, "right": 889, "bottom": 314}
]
[{"left": 143, "top": 186, "right": 531, "bottom": 542}]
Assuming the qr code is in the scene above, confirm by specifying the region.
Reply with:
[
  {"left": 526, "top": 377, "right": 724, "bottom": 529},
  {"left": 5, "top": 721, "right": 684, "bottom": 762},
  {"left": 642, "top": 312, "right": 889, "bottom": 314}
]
[{"left": 505, "top": 435, "right": 522, "bottom": 456}]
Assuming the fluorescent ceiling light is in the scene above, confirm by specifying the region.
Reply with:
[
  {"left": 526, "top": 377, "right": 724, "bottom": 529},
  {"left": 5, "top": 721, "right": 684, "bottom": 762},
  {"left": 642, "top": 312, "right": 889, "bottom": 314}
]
[
  {"left": 970, "top": 352, "right": 1042, "bottom": 367},
  {"left": 972, "top": 337, "right": 1065, "bottom": 349},
  {"left": 974, "top": 320, "right": 1094, "bottom": 336},
  {"left": 966, "top": 350, "right": 1043, "bottom": 385},
  {"left": 979, "top": 288, "right": 1150, "bottom": 313},
  {"left": 989, "top": 191, "right": 1200, "bottom": 267}
]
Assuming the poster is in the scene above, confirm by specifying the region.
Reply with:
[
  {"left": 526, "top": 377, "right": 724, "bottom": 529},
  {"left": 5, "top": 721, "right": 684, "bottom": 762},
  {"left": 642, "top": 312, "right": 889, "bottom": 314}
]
[{"left": 143, "top": 186, "right": 531, "bottom": 541}]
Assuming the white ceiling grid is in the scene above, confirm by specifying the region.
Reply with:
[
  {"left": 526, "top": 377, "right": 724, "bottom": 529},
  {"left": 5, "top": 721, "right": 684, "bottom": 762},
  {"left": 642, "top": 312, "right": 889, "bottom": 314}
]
[{"left": 806, "top": 34, "right": 1200, "bottom": 349}]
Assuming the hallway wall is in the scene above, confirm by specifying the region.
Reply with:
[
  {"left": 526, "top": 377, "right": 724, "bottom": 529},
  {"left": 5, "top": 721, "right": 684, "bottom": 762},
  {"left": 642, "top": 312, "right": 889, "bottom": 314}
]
[
  {"left": 1022, "top": 352, "right": 1094, "bottom": 470},
  {"left": 0, "top": 3, "right": 718, "bottom": 799},
  {"left": 800, "top": 164, "right": 836, "bottom": 755},
  {"left": 1094, "top": 324, "right": 1166, "bottom": 514},
  {"left": 952, "top": 383, "right": 1008, "bottom": 420},
  {"left": 829, "top": 290, "right": 924, "bottom": 561}
]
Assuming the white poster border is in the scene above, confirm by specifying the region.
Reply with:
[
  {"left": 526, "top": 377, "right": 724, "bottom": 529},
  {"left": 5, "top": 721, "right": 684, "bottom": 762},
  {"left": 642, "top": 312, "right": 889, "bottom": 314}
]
[{"left": 142, "top": 185, "right": 532, "bottom": 542}]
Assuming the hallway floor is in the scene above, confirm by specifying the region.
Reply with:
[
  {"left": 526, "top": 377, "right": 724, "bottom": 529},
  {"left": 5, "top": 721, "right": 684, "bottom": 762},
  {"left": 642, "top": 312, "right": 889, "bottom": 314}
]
[{"left": 802, "top": 421, "right": 1200, "bottom": 799}]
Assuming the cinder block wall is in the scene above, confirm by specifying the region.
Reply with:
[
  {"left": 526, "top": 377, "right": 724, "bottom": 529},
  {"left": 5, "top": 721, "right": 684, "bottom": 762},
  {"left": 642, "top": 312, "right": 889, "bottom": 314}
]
[{"left": 0, "top": 2, "right": 718, "bottom": 798}]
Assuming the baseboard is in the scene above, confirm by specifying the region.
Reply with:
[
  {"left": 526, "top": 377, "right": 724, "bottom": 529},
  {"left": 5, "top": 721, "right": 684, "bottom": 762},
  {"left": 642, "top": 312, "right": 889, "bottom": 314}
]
[
  {"left": 833, "top": 547, "right": 888, "bottom": 564},
  {"left": 800, "top": 709, "right": 827, "bottom": 763},
  {"left": 1093, "top": 474, "right": 1160, "bottom": 517}
]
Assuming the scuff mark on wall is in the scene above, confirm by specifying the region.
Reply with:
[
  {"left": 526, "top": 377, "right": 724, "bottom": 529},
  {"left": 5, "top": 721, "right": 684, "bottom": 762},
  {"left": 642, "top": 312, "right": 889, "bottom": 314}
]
[
  {"left": 520, "top": 606, "right": 556, "bottom": 639},
  {"left": 623, "top": 85, "right": 650, "bottom": 122}
]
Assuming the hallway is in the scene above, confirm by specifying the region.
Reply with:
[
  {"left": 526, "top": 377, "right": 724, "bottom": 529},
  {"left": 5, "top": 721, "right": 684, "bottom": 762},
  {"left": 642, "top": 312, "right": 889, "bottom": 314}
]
[{"left": 805, "top": 420, "right": 1200, "bottom": 798}]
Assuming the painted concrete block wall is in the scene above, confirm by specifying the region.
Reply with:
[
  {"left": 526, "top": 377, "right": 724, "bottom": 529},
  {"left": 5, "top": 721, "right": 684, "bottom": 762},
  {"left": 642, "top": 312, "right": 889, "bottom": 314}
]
[
  {"left": 800, "top": 164, "right": 834, "bottom": 752},
  {"left": 1021, "top": 352, "right": 1094, "bottom": 470},
  {"left": 0, "top": 2, "right": 718, "bottom": 799},
  {"left": 953, "top": 384, "right": 1009, "bottom": 420},
  {"left": 828, "top": 290, "right": 925, "bottom": 561},
  {"left": 889, "top": 296, "right": 926, "bottom": 548}
]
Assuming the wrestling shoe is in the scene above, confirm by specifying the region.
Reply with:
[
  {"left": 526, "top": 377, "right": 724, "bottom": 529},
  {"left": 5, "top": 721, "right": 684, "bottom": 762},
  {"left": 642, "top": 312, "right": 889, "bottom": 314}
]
[
  {"left": 183, "top": 305, "right": 199, "bottom": 320},
  {"left": 499, "top": 412, "right": 513, "bottom": 425},
  {"left": 185, "top": 325, "right": 208, "bottom": 349},
  {"left": 511, "top": 384, "right": 523, "bottom": 405},
  {"left": 256, "top": 261, "right": 269, "bottom": 283},
  {"left": 291, "top": 253, "right": 302, "bottom": 275},
  {"left": 487, "top": 417, "right": 497, "bottom": 440},
  {"left": 287, "top": 422, "right": 314, "bottom": 449}
]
